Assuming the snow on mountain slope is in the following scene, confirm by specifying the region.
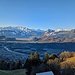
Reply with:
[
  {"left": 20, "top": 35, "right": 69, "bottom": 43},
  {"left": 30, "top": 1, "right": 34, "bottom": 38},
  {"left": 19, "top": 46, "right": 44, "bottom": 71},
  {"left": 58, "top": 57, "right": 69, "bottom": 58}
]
[
  {"left": 39, "top": 29, "right": 75, "bottom": 42},
  {"left": 0, "top": 26, "right": 44, "bottom": 38},
  {"left": 55, "top": 28, "right": 64, "bottom": 32},
  {"left": 43, "top": 28, "right": 71, "bottom": 36}
]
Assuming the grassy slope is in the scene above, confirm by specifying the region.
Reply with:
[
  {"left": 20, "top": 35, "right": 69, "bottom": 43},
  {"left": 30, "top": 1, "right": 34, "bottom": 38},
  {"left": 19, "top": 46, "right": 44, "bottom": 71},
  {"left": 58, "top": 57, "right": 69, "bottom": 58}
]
[
  {"left": 0, "top": 69, "right": 27, "bottom": 75},
  {"left": 60, "top": 56, "right": 75, "bottom": 69}
]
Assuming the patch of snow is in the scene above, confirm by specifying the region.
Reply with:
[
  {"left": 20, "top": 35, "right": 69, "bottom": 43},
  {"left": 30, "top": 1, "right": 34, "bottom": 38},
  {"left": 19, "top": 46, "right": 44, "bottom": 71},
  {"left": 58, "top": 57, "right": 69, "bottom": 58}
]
[{"left": 55, "top": 28, "right": 63, "bottom": 32}]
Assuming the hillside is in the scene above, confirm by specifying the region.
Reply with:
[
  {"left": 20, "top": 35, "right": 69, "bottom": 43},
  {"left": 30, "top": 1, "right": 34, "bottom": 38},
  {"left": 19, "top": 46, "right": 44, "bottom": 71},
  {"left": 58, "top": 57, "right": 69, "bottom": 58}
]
[{"left": 60, "top": 56, "right": 75, "bottom": 69}]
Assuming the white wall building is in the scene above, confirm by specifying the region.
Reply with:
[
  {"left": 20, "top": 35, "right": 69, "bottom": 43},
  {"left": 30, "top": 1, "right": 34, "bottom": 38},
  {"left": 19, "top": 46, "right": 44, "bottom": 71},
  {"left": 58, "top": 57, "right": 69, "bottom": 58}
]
[{"left": 36, "top": 71, "right": 54, "bottom": 75}]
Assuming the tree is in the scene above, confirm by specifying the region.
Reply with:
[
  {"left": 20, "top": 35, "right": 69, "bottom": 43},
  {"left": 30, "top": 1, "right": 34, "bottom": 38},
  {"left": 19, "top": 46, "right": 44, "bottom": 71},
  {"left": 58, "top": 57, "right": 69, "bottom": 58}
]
[
  {"left": 60, "top": 51, "right": 72, "bottom": 61},
  {"left": 47, "top": 58, "right": 60, "bottom": 75},
  {"left": 43, "top": 52, "right": 49, "bottom": 60},
  {"left": 29, "top": 53, "right": 34, "bottom": 60},
  {"left": 14, "top": 60, "right": 22, "bottom": 69},
  {"left": 0, "top": 60, "right": 9, "bottom": 70},
  {"left": 49, "top": 54, "right": 58, "bottom": 60},
  {"left": 28, "top": 52, "right": 41, "bottom": 67},
  {"left": 33, "top": 51, "right": 39, "bottom": 60}
]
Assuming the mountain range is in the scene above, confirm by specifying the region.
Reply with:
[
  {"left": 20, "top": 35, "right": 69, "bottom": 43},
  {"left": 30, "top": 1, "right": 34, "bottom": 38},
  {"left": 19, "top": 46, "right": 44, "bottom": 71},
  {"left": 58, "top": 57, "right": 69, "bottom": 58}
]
[
  {"left": 0, "top": 26, "right": 75, "bottom": 42},
  {"left": 0, "top": 26, "right": 44, "bottom": 38}
]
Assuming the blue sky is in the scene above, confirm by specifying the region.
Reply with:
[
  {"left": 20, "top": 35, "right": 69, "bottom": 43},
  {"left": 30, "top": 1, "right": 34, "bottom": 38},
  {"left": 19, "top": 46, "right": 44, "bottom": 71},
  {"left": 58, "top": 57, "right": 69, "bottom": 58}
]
[{"left": 0, "top": 0, "right": 75, "bottom": 30}]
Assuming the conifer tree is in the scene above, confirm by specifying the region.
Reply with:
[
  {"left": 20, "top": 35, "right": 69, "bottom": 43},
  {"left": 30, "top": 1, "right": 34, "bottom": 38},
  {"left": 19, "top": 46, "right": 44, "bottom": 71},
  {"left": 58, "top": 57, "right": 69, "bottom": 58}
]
[
  {"left": 34, "top": 51, "right": 39, "bottom": 59},
  {"left": 43, "top": 52, "right": 49, "bottom": 60},
  {"left": 30, "top": 53, "right": 33, "bottom": 60}
]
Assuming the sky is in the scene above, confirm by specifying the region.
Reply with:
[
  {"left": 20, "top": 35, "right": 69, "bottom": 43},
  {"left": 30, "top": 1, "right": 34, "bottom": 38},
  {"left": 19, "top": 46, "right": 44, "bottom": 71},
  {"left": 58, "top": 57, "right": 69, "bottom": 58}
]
[{"left": 0, "top": 0, "right": 75, "bottom": 30}]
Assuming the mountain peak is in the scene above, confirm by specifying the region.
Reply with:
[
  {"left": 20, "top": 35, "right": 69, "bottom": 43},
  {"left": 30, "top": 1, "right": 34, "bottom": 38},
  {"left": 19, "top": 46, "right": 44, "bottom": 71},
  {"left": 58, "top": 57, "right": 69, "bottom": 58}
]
[{"left": 55, "top": 28, "right": 63, "bottom": 32}]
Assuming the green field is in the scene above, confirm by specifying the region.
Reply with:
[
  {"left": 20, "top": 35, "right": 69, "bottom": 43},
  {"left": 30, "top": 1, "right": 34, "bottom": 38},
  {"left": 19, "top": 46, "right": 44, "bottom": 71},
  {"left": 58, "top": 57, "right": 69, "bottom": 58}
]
[{"left": 0, "top": 69, "right": 27, "bottom": 75}]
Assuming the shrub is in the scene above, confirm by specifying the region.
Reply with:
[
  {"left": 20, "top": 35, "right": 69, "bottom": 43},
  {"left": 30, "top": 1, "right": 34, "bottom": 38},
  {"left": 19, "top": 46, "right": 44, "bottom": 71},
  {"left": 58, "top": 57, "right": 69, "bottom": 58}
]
[
  {"left": 29, "top": 53, "right": 34, "bottom": 60},
  {"left": 49, "top": 54, "right": 58, "bottom": 59},
  {"left": 43, "top": 52, "right": 49, "bottom": 61},
  {"left": 59, "top": 51, "right": 72, "bottom": 61},
  {"left": 33, "top": 51, "right": 39, "bottom": 59},
  {"left": 60, "top": 57, "right": 75, "bottom": 75}
]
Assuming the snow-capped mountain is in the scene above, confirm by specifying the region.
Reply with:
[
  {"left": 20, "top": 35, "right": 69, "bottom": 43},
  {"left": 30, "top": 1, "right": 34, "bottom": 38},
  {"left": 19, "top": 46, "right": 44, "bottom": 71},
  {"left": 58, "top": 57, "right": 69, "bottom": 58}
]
[
  {"left": 39, "top": 28, "right": 75, "bottom": 42},
  {"left": 43, "top": 29, "right": 55, "bottom": 36},
  {"left": 42, "top": 28, "right": 71, "bottom": 36},
  {"left": 0, "top": 26, "right": 44, "bottom": 38}
]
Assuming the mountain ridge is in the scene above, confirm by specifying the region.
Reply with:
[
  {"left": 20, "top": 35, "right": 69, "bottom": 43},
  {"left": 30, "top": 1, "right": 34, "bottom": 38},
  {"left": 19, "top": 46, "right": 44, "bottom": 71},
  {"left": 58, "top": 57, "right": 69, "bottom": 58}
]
[{"left": 0, "top": 26, "right": 75, "bottom": 42}]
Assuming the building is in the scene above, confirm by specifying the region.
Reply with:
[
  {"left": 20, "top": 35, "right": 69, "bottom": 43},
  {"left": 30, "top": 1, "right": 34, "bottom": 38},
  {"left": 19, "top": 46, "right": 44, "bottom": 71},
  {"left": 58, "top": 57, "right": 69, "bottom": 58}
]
[{"left": 36, "top": 71, "right": 54, "bottom": 75}]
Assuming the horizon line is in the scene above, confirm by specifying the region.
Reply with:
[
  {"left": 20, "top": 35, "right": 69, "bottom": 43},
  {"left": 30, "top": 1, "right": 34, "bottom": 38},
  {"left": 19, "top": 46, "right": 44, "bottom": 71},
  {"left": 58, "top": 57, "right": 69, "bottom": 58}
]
[{"left": 0, "top": 25, "right": 73, "bottom": 31}]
